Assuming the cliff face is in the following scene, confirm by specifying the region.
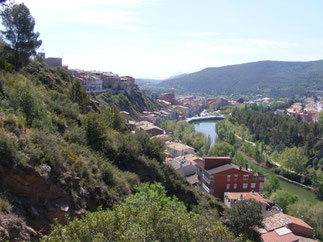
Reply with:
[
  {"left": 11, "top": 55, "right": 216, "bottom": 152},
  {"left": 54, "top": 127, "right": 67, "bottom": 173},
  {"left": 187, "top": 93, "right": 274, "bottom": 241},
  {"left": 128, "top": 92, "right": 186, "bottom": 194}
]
[{"left": 0, "top": 163, "right": 89, "bottom": 236}]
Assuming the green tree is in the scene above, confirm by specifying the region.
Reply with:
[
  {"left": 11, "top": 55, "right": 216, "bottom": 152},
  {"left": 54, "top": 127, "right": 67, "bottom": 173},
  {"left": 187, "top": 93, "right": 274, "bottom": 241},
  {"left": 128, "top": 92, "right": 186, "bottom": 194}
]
[
  {"left": 103, "top": 104, "right": 126, "bottom": 131},
  {"left": 263, "top": 174, "right": 281, "bottom": 196},
  {"left": 208, "top": 142, "right": 235, "bottom": 157},
  {"left": 83, "top": 111, "right": 106, "bottom": 151},
  {"left": 232, "top": 151, "right": 250, "bottom": 167},
  {"left": 7, "top": 82, "right": 47, "bottom": 125},
  {"left": 124, "top": 183, "right": 185, "bottom": 211},
  {"left": 1, "top": 3, "right": 42, "bottom": 70},
  {"left": 161, "top": 120, "right": 210, "bottom": 155},
  {"left": 279, "top": 147, "right": 307, "bottom": 173},
  {"left": 225, "top": 199, "right": 263, "bottom": 240},
  {"left": 272, "top": 190, "right": 298, "bottom": 212},
  {"left": 68, "top": 79, "right": 89, "bottom": 113},
  {"left": 45, "top": 183, "right": 240, "bottom": 241}
]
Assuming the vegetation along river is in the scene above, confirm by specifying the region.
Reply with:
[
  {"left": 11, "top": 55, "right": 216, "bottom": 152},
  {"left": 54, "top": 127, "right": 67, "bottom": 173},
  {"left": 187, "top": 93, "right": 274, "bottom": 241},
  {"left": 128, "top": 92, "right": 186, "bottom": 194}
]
[{"left": 193, "top": 120, "right": 319, "bottom": 203}]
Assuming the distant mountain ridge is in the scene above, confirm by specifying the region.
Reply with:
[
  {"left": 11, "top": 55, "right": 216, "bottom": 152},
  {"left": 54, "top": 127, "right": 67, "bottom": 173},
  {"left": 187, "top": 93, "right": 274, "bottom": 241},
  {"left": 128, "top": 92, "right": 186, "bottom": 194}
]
[
  {"left": 136, "top": 73, "right": 188, "bottom": 86},
  {"left": 158, "top": 60, "right": 323, "bottom": 97}
]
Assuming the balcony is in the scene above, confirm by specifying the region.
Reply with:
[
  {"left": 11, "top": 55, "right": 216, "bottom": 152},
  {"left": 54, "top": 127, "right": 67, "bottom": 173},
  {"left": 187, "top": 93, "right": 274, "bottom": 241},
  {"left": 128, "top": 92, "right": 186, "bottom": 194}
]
[
  {"left": 254, "top": 174, "right": 264, "bottom": 182},
  {"left": 258, "top": 175, "right": 265, "bottom": 182},
  {"left": 202, "top": 175, "right": 214, "bottom": 185},
  {"left": 201, "top": 182, "right": 214, "bottom": 194}
]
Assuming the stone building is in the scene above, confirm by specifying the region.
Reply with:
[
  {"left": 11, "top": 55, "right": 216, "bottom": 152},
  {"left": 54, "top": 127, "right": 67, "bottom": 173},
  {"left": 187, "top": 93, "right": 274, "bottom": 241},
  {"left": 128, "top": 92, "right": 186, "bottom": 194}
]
[
  {"left": 166, "top": 141, "right": 195, "bottom": 157},
  {"left": 44, "top": 57, "right": 62, "bottom": 68},
  {"left": 71, "top": 69, "right": 135, "bottom": 95}
]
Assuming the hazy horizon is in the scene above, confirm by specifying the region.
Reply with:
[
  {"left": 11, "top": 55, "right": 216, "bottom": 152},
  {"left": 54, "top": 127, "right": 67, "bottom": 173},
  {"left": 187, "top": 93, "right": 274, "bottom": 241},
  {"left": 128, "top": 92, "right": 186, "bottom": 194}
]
[{"left": 11, "top": 0, "right": 323, "bottom": 79}]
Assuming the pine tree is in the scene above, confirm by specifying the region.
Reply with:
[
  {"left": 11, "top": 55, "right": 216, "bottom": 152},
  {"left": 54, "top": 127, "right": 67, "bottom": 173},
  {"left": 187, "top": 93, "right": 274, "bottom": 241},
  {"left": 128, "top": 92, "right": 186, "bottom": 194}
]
[{"left": 1, "top": 3, "right": 42, "bottom": 70}]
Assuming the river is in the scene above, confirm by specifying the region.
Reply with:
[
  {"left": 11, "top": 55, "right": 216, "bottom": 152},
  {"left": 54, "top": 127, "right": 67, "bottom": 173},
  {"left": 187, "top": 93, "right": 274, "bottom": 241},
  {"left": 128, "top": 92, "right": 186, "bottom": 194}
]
[
  {"left": 192, "top": 120, "right": 319, "bottom": 203},
  {"left": 193, "top": 120, "right": 218, "bottom": 147}
]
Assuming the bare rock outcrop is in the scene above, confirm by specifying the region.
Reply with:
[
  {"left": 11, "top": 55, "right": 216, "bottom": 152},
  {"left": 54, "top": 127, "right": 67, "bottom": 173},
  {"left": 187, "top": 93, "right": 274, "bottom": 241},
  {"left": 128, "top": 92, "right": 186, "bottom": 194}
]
[
  {"left": 0, "top": 164, "right": 88, "bottom": 237},
  {"left": 0, "top": 214, "right": 39, "bottom": 241}
]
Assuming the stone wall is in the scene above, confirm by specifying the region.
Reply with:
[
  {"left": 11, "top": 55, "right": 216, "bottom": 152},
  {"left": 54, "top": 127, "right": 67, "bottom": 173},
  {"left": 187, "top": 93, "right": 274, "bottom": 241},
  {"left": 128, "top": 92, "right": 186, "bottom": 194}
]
[{"left": 44, "top": 58, "right": 62, "bottom": 68}]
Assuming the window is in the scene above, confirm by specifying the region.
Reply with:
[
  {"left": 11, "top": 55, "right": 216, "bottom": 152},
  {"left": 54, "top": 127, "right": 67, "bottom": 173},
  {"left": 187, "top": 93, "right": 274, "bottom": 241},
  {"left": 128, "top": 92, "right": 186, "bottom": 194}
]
[
  {"left": 233, "top": 184, "right": 237, "bottom": 190},
  {"left": 226, "top": 184, "right": 230, "bottom": 190},
  {"left": 243, "top": 183, "right": 248, "bottom": 189},
  {"left": 251, "top": 183, "right": 256, "bottom": 189},
  {"left": 243, "top": 175, "right": 249, "bottom": 181},
  {"left": 234, "top": 175, "right": 238, "bottom": 180},
  {"left": 227, "top": 175, "right": 231, "bottom": 181}
]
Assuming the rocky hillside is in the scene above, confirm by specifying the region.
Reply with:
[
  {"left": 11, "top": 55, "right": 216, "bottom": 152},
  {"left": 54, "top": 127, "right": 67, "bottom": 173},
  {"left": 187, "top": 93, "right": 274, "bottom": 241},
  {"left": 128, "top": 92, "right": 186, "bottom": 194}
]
[
  {"left": 158, "top": 60, "right": 323, "bottom": 97},
  {"left": 0, "top": 61, "right": 223, "bottom": 240},
  {"left": 94, "top": 86, "right": 163, "bottom": 120}
]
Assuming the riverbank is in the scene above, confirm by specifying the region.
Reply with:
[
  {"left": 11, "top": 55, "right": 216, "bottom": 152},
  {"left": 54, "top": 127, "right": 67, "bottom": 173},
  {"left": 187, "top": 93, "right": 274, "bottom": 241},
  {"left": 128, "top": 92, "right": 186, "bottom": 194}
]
[
  {"left": 194, "top": 119, "right": 320, "bottom": 203},
  {"left": 234, "top": 134, "right": 314, "bottom": 191},
  {"left": 249, "top": 160, "right": 319, "bottom": 203}
]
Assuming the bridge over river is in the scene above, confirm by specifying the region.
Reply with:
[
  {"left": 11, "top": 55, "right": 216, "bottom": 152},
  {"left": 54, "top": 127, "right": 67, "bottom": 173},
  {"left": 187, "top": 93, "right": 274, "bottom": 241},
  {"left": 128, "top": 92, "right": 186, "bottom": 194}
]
[{"left": 186, "top": 115, "right": 225, "bottom": 123}]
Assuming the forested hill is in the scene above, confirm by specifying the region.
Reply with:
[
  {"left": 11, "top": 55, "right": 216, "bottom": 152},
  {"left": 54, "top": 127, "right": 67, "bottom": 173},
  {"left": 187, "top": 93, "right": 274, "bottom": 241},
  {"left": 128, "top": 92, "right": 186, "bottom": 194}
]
[{"left": 158, "top": 60, "right": 323, "bottom": 97}]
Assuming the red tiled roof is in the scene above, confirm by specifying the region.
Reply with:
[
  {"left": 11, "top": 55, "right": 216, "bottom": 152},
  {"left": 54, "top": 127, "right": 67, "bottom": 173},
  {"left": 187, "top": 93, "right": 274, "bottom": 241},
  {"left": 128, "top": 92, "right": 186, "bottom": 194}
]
[
  {"left": 206, "top": 163, "right": 252, "bottom": 175},
  {"left": 262, "top": 213, "right": 314, "bottom": 235},
  {"left": 244, "top": 192, "right": 272, "bottom": 205},
  {"left": 227, "top": 192, "right": 272, "bottom": 205},
  {"left": 261, "top": 230, "right": 298, "bottom": 242},
  {"left": 287, "top": 215, "right": 313, "bottom": 230}
]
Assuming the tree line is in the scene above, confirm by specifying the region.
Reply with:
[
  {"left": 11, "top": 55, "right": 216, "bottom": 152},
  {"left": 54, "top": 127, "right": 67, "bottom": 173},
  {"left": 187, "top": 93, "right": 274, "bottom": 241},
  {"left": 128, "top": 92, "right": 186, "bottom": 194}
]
[
  {"left": 230, "top": 108, "right": 323, "bottom": 170},
  {"left": 217, "top": 106, "right": 323, "bottom": 200}
]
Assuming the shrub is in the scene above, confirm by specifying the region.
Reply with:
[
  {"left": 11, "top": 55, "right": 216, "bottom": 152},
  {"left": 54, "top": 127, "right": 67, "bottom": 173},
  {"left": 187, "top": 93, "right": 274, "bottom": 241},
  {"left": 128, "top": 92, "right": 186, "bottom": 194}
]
[
  {"left": 0, "top": 134, "right": 17, "bottom": 165},
  {"left": 0, "top": 196, "right": 11, "bottom": 213},
  {"left": 7, "top": 82, "right": 48, "bottom": 126},
  {"left": 64, "top": 125, "right": 86, "bottom": 145},
  {"left": 272, "top": 190, "right": 298, "bottom": 212},
  {"left": 45, "top": 183, "right": 240, "bottom": 241}
]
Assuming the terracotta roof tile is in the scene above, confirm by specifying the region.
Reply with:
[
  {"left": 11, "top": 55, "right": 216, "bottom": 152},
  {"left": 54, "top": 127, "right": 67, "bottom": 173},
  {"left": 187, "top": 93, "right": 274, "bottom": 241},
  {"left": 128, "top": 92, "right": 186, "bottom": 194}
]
[
  {"left": 286, "top": 215, "right": 313, "bottom": 230},
  {"left": 206, "top": 164, "right": 252, "bottom": 175},
  {"left": 261, "top": 230, "right": 299, "bottom": 242},
  {"left": 227, "top": 192, "right": 272, "bottom": 205}
]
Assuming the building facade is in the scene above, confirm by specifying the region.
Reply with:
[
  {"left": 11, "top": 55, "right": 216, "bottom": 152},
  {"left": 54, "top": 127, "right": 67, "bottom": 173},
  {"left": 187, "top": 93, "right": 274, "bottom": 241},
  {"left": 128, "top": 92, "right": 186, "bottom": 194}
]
[
  {"left": 166, "top": 142, "right": 195, "bottom": 157},
  {"left": 197, "top": 157, "right": 264, "bottom": 200}
]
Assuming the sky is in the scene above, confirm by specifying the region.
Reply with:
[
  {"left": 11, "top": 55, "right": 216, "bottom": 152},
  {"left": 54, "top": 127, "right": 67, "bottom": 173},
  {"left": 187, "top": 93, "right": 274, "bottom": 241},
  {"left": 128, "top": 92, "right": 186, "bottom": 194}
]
[{"left": 9, "top": 0, "right": 323, "bottom": 79}]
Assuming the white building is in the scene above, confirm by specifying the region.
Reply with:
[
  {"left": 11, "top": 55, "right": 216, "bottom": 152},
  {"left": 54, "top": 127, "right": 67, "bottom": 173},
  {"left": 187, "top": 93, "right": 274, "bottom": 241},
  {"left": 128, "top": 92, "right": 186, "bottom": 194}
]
[{"left": 166, "top": 141, "right": 195, "bottom": 157}]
